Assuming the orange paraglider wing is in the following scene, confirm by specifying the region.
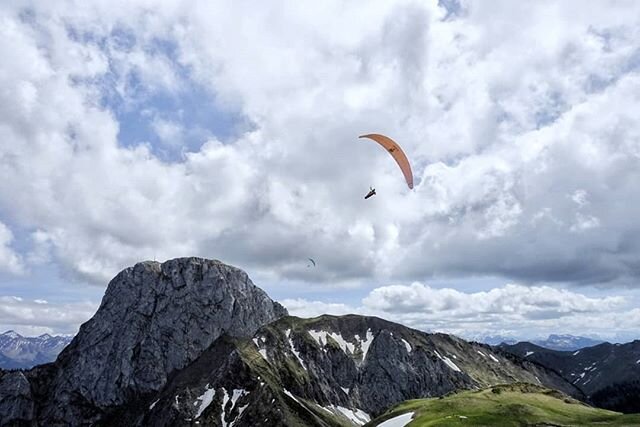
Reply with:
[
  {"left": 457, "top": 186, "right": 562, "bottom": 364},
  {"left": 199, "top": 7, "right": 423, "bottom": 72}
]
[{"left": 359, "top": 134, "right": 414, "bottom": 189}]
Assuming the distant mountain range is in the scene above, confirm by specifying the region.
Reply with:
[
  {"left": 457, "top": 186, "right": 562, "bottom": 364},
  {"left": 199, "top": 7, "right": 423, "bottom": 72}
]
[
  {"left": 530, "top": 334, "right": 606, "bottom": 351},
  {"left": 499, "top": 340, "right": 640, "bottom": 413},
  {"left": 0, "top": 330, "right": 72, "bottom": 369},
  {"left": 479, "top": 334, "right": 605, "bottom": 351}
]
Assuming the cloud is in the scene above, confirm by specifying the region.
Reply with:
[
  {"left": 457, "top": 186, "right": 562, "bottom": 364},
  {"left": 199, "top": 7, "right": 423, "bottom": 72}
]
[
  {"left": 281, "top": 298, "right": 355, "bottom": 318},
  {"left": 0, "top": 296, "right": 97, "bottom": 335},
  {"left": 1, "top": 0, "right": 640, "bottom": 291},
  {"left": 283, "top": 281, "right": 636, "bottom": 341},
  {"left": 362, "top": 282, "right": 624, "bottom": 318},
  {"left": 0, "top": 222, "right": 24, "bottom": 275},
  {"left": 150, "top": 117, "right": 184, "bottom": 147}
]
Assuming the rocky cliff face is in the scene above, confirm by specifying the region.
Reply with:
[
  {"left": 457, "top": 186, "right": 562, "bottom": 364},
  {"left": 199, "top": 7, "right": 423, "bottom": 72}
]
[
  {"left": 127, "top": 315, "right": 582, "bottom": 427},
  {"left": 0, "top": 370, "right": 34, "bottom": 426},
  {"left": 5, "top": 257, "right": 287, "bottom": 426}
]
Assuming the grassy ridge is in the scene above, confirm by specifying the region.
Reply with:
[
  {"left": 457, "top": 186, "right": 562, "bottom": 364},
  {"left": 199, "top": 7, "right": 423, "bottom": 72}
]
[{"left": 369, "top": 383, "right": 640, "bottom": 427}]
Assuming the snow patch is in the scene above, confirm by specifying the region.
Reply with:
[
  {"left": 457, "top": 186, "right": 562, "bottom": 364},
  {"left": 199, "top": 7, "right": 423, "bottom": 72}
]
[
  {"left": 283, "top": 389, "right": 300, "bottom": 404},
  {"left": 636, "top": 359, "right": 640, "bottom": 364},
  {"left": 221, "top": 388, "right": 230, "bottom": 427},
  {"left": 435, "top": 350, "right": 462, "bottom": 372},
  {"left": 254, "top": 338, "right": 269, "bottom": 362},
  {"left": 377, "top": 412, "right": 414, "bottom": 427},
  {"left": 194, "top": 384, "right": 216, "bottom": 419},
  {"left": 324, "top": 405, "right": 370, "bottom": 426},
  {"left": 286, "top": 330, "right": 306, "bottom": 371},
  {"left": 476, "top": 350, "right": 487, "bottom": 358},
  {"left": 149, "top": 399, "right": 159, "bottom": 410},
  {"left": 573, "top": 350, "right": 580, "bottom": 356},
  {"left": 331, "top": 333, "right": 356, "bottom": 354},
  {"left": 341, "top": 387, "right": 350, "bottom": 395},
  {"left": 359, "top": 329, "right": 374, "bottom": 362},
  {"left": 525, "top": 351, "right": 534, "bottom": 357},
  {"left": 228, "top": 390, "right": 249, "bottom": 427},
  {"left": 488, "top": 354, "right": 500, "bottom": 363},
  {"left": 308, "top": 329, "right": 357, "bottom": 355},
  {"left": 230, "top": 389, "right": 248, "bottom": 409},
  {"left": 3, "top": 331, "right": 20, "bottom": 339},
  {"left": 401, "top": 338, "right": 412, "bottom": 353}
]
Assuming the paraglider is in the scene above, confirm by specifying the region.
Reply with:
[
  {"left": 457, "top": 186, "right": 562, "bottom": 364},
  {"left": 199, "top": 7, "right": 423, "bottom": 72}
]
[
  {"left": 364, "top": 187, "right": 376, "bottom": 199},
  {"left": 359, "top": 134, "right": 414, "bottom": 190},
  {"left": 307, "top": 258, "right": 316, "bottom": 267}
]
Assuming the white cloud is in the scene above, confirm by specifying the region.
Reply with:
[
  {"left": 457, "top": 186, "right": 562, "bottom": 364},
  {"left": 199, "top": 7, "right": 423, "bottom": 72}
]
[
  {"left": 0, "top": 222, "right": 24, "bottom": 274},
  {"left": 0, "top": 0, "right": 640, "bottom": 292},
  {"left": 151, "top": 117, "right": 184, "bottom": 147},
  {"left": 362, "top": 282, "right": 624, "bottom": 317},
  {"left": 284, "top": 282, "right": 635, "bottom": 341},
  {"left": 571, "top": 189, "right": 589, "bottom": 207},
  {"left": 281, "top": 298, "right": 355, "bottom": 319},
  {"left": 0, "top": 296, "right": 97, "bottom": 335}
]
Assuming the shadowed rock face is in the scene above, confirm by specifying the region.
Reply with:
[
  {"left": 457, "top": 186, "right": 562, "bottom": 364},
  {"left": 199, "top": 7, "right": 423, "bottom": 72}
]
[
  {"left": 19, "top": 257, "right": 287, "bottom": 426},
  {"left": 499, "top": 340, "right": 640, "bottom": 413},
  {"left": 0, "top": 371, "right": 34, "bottom": 426},
  {"left": 134, "top": 315, "right": 583, "bottom": 427}
]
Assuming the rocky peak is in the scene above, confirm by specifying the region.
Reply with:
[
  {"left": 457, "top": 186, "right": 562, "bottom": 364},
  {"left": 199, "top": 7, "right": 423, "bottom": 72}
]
[
  {"left": 32, "top": 257, "right": 287, "bottom": 425},
  {"left": 2, "top": 331, "right": 22, "bottom": 340}
]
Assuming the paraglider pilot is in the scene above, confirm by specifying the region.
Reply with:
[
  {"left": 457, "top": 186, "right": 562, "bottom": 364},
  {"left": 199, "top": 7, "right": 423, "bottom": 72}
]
[{"left": 364, "top": 187, "right": 376, "bottom": 199}]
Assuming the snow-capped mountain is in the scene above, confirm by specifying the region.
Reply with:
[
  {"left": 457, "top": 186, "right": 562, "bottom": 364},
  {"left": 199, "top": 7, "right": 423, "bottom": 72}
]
[
  {"left": 476, "top": 335, "right": 519, "bottom": 346},
  {"left": 0, "top": 330, "right": 73, "bottom": 369},
  {"left": 478, "top": 334, "right": 604, "bottom": 350},
  {"left": 531, "top": 334, "right": 605, "bottom": 351}
]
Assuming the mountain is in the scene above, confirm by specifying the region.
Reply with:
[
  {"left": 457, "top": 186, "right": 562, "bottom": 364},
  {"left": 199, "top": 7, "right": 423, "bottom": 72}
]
[
  {"left": 368, "top": 383, "right": 640, "bottom": 427},
  {"left": 110, "top": 315, "right": 584, "bottom": 426},
  {"left": 476, "top": 335, "right": 518, "bottom": 346},
  {"left": 531, "top": 334, "right": 605, "bottom": 351},
  {"left": 499, "top": 340, "right": 640, "bottom": 413},
  {"left": 0, "top": 257, "right": 288, "bottom": 426},
  {"left": 0, "top": 331, "right": 73, "bottom": 369},
  {"left": 477, "top": 334, "right": 604, "bottom": 350},
  {"left": 0, "top": 256, "right": 612, "bottom": 426}
]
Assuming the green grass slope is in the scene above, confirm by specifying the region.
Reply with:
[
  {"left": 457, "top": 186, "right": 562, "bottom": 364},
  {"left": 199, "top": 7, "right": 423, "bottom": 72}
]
[{"left": 368, "top": 383, "right": 640, "bottom": 427}]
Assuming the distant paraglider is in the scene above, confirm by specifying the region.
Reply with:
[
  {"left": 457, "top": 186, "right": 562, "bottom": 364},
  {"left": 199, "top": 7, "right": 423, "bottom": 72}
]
[
  {"left": 359, "top": 134, "right": 414, "bottom": 190},
  {"left": 364, "top": 187, "right": 376, "bottom": 199},
  {"left": 307, "top": 258, "right": 316, "bottom": 267}
]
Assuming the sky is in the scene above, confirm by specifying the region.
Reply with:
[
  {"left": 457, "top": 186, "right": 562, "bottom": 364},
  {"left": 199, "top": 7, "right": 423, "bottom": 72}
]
[{"left": 1, "top": 0, "right": 640, "bottom": 342}]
